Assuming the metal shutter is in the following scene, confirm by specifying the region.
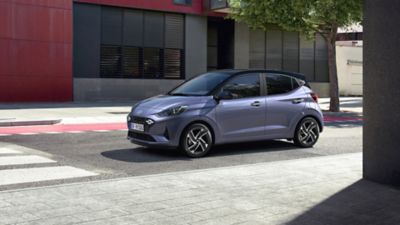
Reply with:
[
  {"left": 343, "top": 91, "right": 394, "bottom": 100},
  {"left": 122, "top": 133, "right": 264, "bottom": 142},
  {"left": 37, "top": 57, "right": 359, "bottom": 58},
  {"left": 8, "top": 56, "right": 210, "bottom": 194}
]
[
  {"left": 165, "top": 14, "right": 184, "bottom": 49},
  {"left": 101, "top": 7, "right": 122, "bottom": 45},
  {"left": 299, "top": 35, "right": 315, "bottom": 81},
  {"left": 315, "top": 34, "right": 329, "bottom": 82},
  {"left": 283, "top": 31, "right": 299, "bottom": 72},
  {"left": 123, "top": 10, "right": 143, "bottom": 46},
  {"left": 73, "top": 3, "right": 101, "bottom": 78},
  {"left": 100, "top": 46, "right": 122, "bottom": 77},
  {"left": 249, "top": 29, "right": 265, "bottom": 69},
  {"left": 143, "top": 12, "right": 164, "bottom": 48},
  {"left": 266, "top": 30, "right": 283, "bottom": 70}
]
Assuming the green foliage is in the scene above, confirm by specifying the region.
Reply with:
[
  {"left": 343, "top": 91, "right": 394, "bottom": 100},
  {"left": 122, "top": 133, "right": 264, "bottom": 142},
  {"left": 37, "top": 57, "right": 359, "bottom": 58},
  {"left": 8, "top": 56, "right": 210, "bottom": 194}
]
[{"left": 228, "top": 0, "right": 362, "bottom": 39}]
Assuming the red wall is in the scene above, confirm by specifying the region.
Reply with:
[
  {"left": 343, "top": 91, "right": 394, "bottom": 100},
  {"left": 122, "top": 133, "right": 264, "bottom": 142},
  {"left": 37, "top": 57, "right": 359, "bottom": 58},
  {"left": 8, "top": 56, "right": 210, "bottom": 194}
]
[
  {"left": 76, "top": 0, "right": 206, "bottom": 14},
  {"left": 0, "top": 0, "right": 72, "bottom": 102}
]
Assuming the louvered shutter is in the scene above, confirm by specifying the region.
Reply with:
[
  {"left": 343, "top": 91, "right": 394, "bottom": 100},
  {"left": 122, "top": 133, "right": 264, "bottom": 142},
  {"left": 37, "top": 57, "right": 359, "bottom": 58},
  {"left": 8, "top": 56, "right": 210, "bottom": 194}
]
[{"left": 165, "top": 14, "right": 184, "bottom": 49}]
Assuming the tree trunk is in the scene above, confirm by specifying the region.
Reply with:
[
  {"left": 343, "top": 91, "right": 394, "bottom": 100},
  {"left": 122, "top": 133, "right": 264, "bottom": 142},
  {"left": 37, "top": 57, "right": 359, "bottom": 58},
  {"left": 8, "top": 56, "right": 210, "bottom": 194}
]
[{"left": 327, "top": 32, "right": 340, "bottom": 112}]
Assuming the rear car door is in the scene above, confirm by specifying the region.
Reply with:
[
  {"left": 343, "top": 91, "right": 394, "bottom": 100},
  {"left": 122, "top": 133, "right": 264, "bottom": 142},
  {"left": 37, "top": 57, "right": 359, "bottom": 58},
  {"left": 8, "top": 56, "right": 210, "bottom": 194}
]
[
  {"left": 264, "top": 73, "right": 308, "bottom": 137},
  {"left": 216, "top": 73, "right": 266, "bottom": 142}
]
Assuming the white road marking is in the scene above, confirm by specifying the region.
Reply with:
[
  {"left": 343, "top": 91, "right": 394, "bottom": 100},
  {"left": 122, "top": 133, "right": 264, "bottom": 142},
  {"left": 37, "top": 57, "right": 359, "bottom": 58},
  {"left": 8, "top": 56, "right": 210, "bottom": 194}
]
[
  {"left": 0, "top": 148, "right": 22, "bottom": 155},
  {"left": 0, "top": 166, "right": 98, "bottom": 186},
  {"left": 19, "top": 133, "right": 37, "bottom": 136},
  {"left": 93, "top": 130, "right": 109, "bottom": 132},
  {"left": 0, "top": 134, "right": 12, "bottom": 136},
  {"left": 0, "top": 155, "right": 56, "bottom": 166},
  {"left": 66, "top": 131, "right": 84, "bottom": 134},
  {"left": 43, "top": 132, "right": 63, "bottom": 134}
]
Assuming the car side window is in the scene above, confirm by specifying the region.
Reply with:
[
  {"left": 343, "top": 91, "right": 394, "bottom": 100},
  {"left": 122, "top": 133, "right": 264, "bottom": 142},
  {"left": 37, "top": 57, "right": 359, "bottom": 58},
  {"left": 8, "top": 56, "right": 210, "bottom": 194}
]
[
  {"left": 266, "top": 74, "right": 300, "bottom": 95},
  {"left": 220, "top": 74, "right": 260, "bottom": 99}
]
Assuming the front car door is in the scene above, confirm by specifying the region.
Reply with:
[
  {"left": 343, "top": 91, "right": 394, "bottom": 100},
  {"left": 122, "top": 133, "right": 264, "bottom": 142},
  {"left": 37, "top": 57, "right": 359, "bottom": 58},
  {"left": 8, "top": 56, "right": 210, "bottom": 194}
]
[
  {"left": 215, "top": 73, "right": 266, "bottom": 143},
  {"left": 264, "top": 73, "right": 308, "bottom": 138}
]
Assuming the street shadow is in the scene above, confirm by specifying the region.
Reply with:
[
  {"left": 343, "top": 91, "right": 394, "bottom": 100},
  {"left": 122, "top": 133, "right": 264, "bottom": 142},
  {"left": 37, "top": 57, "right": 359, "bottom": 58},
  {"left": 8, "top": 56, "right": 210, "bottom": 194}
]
[
  {"left": 101, "top": 140, "right": 299, "bottom": 163},
  {"left": 287, "top": 179, "right": 400, "bottom": 225},
  {"left": 324, "top": 121, "right": 363, "bottom": 128}
]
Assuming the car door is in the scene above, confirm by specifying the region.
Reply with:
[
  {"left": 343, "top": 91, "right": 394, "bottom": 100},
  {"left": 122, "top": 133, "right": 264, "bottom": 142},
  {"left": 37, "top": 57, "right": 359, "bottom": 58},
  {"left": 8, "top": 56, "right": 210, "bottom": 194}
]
[
  {"left": 264, "top": 73, "right": 308, "bottom": 137},
  {"left": 215, "top": 73, "right": 266, "bottom": 142}
]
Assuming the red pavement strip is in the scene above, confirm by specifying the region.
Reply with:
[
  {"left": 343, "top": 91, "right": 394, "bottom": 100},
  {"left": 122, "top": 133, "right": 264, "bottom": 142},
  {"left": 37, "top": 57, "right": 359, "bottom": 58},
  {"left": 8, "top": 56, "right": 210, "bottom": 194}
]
[
  {"left": 0, "top": 116, "right": 363, "bottom": 136},
  {"left": 0, "top": 123, "right": 127, "bottom": 135}
]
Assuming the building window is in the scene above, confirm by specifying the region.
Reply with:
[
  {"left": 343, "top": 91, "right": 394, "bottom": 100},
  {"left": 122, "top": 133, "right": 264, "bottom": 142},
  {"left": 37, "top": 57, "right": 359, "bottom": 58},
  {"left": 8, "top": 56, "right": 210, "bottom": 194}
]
[
  {"left": 100, "top": 46, "right": 122, "bottom": 78},
  {"left": 81, "top": 6, "right": 185, "bottom": 79},
  {"left": 174, "top": 0, "right": 192, "bottom": 6},
  {"left": 164, "top": 49, "right": 184, "bottom": 79},
  {"left": 123, "top": 47, "right": 142, "bottom": 78},
  {"left": 143, "top": 48, "right": 162, "bottom": 78}
]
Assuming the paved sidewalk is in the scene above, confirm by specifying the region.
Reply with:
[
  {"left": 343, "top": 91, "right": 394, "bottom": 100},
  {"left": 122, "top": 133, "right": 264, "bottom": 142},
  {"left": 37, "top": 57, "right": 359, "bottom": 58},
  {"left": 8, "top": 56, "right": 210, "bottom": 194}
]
[
  {"left": 0, "top": 102, "right": 134, "bottom": 125},
  {"left": 319, "top": 97, "right": 363, "bottom": 114},
  {"left": 1, "top": 152, "right": 398, "bottom": 225}
]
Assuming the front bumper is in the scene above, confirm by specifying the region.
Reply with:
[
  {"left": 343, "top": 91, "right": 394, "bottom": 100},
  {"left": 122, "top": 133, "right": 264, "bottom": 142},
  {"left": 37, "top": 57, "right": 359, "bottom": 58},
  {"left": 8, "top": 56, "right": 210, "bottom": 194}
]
[{"left": 126, "top": 115, "right": 181, "bottom": 148}]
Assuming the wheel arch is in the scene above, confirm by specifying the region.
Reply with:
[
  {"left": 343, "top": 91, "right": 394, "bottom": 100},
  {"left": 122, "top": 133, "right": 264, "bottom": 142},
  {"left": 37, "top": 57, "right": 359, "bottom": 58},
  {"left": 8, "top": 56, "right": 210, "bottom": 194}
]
[
  {"left": 180, "top": 120, "right": 216, "bottom": 145},
  {"left": 297, "top": 115, "right": 323, "bottom": 133}
]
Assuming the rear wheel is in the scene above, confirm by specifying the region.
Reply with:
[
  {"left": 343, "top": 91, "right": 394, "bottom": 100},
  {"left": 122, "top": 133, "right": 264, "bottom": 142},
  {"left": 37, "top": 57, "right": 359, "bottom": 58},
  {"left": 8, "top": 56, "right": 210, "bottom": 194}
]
[
  {"left": 180, "top": 123, "right": 213, "bottom": 158},
  {"left": 294, "top": 117, "right": 320, "bottom": 148}
]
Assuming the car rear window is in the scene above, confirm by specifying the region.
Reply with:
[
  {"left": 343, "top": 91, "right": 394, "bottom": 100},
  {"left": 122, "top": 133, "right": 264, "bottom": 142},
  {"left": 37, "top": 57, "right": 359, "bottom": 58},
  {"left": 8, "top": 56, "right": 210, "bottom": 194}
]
[{"left": 266, "top": 74, "right": 301, "bottom": 95}]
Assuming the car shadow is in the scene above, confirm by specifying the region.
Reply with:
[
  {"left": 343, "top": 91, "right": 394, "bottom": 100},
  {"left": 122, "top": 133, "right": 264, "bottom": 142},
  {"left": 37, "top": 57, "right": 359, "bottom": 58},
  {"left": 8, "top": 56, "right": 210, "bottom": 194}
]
[
  {"left": 101, "top": 139, "right": 299, "bottom": 163},
  {"left": 210, "top": 139, "right": 298, "bottom": 157},
  {"left": 101, "top": 147, "right": 190, "bottom": 163}
]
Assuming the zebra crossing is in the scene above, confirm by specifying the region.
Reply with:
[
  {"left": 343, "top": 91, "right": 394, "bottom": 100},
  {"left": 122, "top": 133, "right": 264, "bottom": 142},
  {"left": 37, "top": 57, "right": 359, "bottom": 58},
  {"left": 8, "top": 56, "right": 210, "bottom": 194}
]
[{"left": 0, "top": 144, "right": 97, "bottom": 187}]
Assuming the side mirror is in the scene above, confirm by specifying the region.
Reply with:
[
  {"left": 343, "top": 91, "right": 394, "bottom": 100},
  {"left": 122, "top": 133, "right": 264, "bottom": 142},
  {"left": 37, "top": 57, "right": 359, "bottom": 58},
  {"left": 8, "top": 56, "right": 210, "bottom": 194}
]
[{"left": 215, "top": 91, "right": 233, "bottom": 101}]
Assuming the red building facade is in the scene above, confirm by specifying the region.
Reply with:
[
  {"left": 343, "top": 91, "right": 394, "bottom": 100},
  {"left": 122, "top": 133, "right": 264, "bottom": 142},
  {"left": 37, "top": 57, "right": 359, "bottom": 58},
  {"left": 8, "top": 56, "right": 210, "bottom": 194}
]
[{"left": 0, "top": 0, "right": 73, "bottom": 102}]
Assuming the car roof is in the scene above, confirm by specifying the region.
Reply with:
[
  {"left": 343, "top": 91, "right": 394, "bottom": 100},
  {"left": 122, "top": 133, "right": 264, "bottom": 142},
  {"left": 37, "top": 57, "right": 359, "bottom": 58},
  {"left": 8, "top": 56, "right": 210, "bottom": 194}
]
[{"left": 215, "top": 69, "right": 307, "bottom": 81}]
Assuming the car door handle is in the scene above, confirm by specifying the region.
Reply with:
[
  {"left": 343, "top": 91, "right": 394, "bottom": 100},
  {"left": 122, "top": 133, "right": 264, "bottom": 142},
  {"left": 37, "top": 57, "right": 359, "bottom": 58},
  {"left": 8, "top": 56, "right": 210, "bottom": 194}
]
[
  {"left": 292, "top": 98, "right": 304, "bottom": 104},
  {"left": 251, "top": 101, "right": 261, "bottom": 107}
]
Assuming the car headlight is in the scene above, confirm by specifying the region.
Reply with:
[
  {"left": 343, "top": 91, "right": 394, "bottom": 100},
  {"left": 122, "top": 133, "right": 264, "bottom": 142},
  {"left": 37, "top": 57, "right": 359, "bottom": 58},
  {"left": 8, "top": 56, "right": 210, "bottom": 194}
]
[{"left": 157, "top": 106, "right": 188, "bottom": 117}]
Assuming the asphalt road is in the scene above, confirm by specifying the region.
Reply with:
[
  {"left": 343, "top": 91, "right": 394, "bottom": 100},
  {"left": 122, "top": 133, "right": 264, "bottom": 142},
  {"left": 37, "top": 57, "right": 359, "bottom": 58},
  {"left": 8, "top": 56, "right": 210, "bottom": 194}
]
[{"left": 0, "top": 122, "right": 362, "bottom": 191}]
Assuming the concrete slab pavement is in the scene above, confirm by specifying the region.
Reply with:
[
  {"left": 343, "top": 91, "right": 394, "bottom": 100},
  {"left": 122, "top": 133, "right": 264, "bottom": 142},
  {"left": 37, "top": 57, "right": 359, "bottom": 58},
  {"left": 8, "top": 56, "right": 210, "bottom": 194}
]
[{"left": 1, "top": 152, "right": 398, "bottom": 225}]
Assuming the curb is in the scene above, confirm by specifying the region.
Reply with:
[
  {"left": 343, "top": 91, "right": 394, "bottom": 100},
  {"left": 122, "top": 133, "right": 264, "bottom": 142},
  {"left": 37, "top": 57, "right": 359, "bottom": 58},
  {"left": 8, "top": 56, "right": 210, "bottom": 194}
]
[
  {"left": 322, "top": 112, "right": 363, "bottom": 117},
  {"left": 0, "top": 119, "right": 62, "bottom": 127}
]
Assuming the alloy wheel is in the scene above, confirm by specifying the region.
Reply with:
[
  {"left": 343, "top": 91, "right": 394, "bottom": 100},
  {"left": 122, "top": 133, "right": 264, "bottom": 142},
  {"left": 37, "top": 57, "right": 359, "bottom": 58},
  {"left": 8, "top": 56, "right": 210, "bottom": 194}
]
[
  {"left": 182, "top": 124, "right": 213, "bottom": 157},
  {"left": 294, "top": 118, "right": 320, "bottom": 147}
]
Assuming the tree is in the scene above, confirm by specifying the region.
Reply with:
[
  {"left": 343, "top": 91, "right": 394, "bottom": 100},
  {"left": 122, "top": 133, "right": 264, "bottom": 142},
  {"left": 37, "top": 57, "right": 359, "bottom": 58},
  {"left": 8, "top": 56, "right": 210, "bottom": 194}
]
[{"left": 228, "top": 0, "right": 362, "bottom": 112}]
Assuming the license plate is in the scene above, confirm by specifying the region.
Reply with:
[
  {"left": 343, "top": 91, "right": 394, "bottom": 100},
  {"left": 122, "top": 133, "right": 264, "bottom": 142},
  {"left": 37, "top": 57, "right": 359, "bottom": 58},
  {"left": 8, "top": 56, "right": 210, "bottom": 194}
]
[{"left": 132, "top": 123, "right": 144, "bottom": 132}]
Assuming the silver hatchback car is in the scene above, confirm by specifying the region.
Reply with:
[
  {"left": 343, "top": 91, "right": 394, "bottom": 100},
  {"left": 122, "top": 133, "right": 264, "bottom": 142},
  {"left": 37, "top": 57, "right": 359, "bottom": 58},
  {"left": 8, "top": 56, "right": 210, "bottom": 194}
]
[{"left": 127, "top": 70, "right": 323, "bottom": 157}]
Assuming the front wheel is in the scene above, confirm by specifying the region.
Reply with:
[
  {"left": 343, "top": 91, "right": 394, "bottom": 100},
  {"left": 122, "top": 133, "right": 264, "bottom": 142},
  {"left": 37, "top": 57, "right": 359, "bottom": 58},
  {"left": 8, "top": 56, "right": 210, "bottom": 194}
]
[
  {"left": 180, "top": 123, "right": 213, "bottom": 158},
  {"left": 293, "top": 117, "right": 320, "bottom": 148}
]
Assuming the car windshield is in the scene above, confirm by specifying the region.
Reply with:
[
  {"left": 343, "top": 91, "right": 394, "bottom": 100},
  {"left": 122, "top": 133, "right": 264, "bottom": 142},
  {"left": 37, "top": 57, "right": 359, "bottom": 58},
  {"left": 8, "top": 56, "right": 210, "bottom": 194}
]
[{"left": 169, "top": 72, "right": 230, "bottom": 96}]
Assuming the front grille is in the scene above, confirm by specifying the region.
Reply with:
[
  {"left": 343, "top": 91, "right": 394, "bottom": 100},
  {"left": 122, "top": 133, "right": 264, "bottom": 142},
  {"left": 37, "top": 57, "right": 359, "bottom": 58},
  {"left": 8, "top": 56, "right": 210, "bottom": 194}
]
[{"left": 128, "top": 131, "right": 156, "bottom": 142}]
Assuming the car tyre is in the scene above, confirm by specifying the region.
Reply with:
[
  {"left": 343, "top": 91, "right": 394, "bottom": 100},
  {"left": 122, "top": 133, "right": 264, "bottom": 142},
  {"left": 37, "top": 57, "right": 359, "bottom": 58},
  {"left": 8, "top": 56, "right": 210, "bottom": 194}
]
[
  {"left": 180, "top": 123, "right": 213, "bottom": 158},
  {"left": 293, "top": 117, "right": 320, "bottom": 148}
]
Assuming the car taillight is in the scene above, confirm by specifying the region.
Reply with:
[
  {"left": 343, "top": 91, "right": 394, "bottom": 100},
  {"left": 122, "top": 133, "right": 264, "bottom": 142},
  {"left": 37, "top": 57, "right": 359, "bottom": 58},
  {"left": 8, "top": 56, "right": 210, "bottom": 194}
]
[{"left": 310, "top": 93, "right": 318, "bottom": 103}]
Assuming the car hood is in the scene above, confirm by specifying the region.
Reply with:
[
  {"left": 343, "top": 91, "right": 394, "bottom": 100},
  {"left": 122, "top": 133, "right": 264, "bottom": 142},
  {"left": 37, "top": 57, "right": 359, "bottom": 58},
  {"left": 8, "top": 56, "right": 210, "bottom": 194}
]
[{"left": 131, "top": 95, "right": 214, "bottom": 115}]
